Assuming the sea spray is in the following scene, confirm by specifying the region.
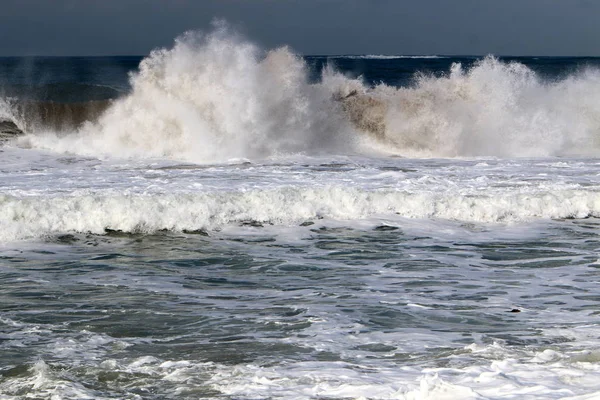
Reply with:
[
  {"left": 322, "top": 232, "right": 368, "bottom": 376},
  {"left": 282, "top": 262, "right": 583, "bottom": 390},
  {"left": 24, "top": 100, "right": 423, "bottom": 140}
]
[
  {"left": 12, "top": 26, "right": 600, "bottom": 160},
  {"left": 20, "top": 24, "right": 353, "bottom": 162},
  {"left": 362, "top": 57, "right": 600, "bottom": 157}
]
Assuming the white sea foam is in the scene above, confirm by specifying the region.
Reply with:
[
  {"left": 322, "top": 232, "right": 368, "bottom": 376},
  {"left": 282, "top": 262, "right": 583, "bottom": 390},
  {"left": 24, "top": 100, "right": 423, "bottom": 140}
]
[
  {"left": 9, "top": 345, "right": 594, "bottom": 400},
  {"left": 2, "top": 187, "right": 600, "bottom": 241},
  {"left": 1, "top": 141, "right": 599, "bottom": 241},
  {"left": 194, "top": 343, "right": 600, "bottom": 399}
]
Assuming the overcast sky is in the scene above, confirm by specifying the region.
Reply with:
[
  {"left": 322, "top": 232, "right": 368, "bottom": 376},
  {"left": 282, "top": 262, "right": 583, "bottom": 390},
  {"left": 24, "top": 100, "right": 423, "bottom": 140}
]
[{"left": 1, "top": 0, "right": 599, "bottom": 56}]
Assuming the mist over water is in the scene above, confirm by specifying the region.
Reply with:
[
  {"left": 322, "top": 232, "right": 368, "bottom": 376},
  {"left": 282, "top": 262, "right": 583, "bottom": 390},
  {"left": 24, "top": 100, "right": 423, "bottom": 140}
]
[{"left": 2, "top": 24, "right": 598, "bottom": 162}]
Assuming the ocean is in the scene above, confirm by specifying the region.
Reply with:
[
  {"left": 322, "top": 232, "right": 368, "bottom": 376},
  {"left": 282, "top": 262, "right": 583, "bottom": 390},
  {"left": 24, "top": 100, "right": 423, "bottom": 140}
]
[{"left": 2, "top": 28, "right": 600, "bottom": 399}]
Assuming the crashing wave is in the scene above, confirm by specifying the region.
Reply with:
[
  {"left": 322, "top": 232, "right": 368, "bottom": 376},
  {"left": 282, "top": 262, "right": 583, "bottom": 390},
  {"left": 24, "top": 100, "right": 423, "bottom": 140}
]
[{"left": 4, "top": 24, "right": 600, "bottom": 160}]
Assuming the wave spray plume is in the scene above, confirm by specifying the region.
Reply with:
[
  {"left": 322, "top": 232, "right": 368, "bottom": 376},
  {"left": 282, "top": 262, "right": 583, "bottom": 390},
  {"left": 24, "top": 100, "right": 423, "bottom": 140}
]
[
  {"left": 14, "top": 23, "right": 600, "bottom": 160},
  {"left": 22, "top": 22, "right": 351, "bottom": 162}
]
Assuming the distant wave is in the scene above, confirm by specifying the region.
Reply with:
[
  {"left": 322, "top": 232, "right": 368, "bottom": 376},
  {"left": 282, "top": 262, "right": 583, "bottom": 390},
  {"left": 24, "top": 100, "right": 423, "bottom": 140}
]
[
  {"left": 8, "top": 23, "right": 600, "bottom": 160},
  {"left": 1, "top": 83, "right": 122, "bottom": 103},
  {"left": 0, "top": 82, "right": 120, "bottom": 135},
  {"left": 327, "top": 55, "right": 447, "bottom": 60}
]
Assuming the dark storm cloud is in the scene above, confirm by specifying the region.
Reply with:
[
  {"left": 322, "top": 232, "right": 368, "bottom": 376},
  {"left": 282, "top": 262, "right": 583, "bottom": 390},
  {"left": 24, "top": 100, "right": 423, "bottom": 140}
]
[{"left": 0, "top": 0, "right": 599, "bottom": 56}]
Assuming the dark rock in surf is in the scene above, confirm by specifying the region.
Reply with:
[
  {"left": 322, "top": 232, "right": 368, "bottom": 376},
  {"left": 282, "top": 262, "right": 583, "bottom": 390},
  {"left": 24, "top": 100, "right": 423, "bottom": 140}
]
[
  {"left": 54, "top": 234, "right": 80, "bottom": 244},
  {"left": 240, "top": 220, "right": 265, "bottom": 228},
  {"left": 0, "top": 119, "right": 24, "bottom": 142},
  {"left": 182, "top": 229, "right": 209, "bottom": 236},
  {"left": 374, "top": 225, "right": 400, "bottom": 231}
]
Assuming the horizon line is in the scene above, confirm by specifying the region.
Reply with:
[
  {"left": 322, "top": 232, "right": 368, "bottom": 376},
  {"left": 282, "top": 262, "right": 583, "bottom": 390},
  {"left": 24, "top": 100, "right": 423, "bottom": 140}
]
[{"left": 2, "top": 54, "right": 600, "bottom": 58}]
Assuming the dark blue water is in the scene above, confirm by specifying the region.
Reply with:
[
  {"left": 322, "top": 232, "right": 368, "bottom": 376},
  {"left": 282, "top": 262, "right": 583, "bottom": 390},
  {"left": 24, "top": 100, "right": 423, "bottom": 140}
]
[
  {"left": 308, "top": 56, "right": 600, "bottom": 86},
  {"left": 2, "top": 55, "right": 600, "bottom": 102},
  {"left": 0, "top": 57, "right": 139, "bottom": 102}
]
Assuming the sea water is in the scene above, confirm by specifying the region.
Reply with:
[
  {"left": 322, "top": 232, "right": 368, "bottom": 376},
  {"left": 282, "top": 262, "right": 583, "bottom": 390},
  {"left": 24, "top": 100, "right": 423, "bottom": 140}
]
[{"left": 2, "top": 26, "right": 600, "bottom": 399}]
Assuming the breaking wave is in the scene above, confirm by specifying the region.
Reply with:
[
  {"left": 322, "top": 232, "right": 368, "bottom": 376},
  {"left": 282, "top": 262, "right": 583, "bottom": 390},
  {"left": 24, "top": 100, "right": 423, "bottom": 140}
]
[
  {"left": 3, "top": 99, "right": 111, "bottom": 132},
  {"left": 2, "top": 187, "right": 600, "bottom": 241},
  {"left": 6, "top": 23, "right": 600, "bottom": 161}
]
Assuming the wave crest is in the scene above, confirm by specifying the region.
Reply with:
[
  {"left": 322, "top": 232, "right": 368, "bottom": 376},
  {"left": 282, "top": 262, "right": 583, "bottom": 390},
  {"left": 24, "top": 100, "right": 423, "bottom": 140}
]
[{"left": 2, "top": 187, "right": 599, "bottom": 241}]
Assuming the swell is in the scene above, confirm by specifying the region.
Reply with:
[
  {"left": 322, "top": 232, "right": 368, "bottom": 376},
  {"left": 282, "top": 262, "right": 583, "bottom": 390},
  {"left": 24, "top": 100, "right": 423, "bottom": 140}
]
[
  {"left": 0, "top": 82, "right": 120, "bottom": 137},
  {"left": 6, "top": 100, "right": 111, "bottom": 132}
]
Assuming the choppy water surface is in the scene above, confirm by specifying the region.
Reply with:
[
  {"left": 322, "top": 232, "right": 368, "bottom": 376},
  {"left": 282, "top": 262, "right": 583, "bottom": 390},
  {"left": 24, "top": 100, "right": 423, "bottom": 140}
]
[{"left": 1, "top": 155, "right": 600, "bottom": 399}]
